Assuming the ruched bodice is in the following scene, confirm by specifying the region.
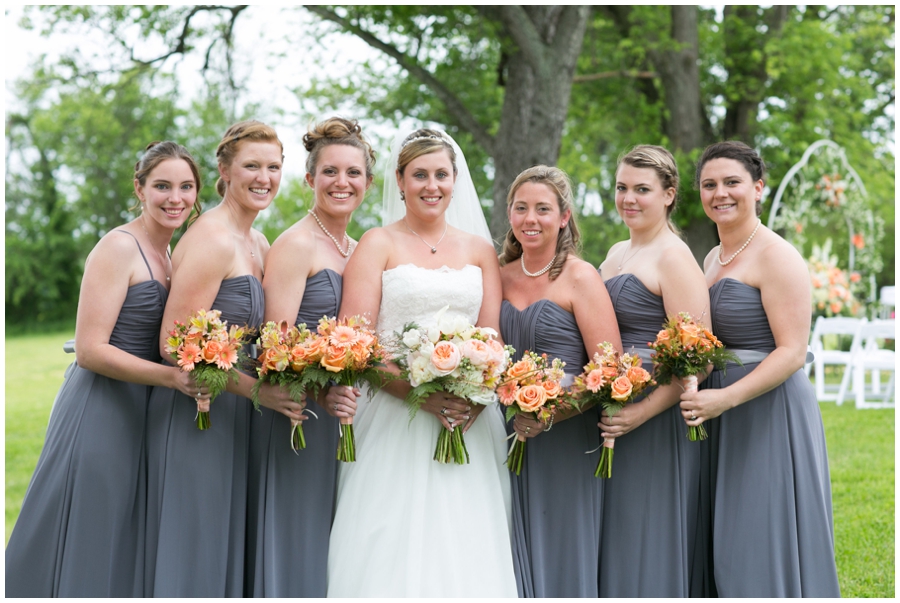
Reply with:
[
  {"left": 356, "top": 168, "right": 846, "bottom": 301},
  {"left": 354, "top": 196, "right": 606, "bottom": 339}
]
[
  {"left": 604, "top": 273, "right": 667, "bottom": 354},
  {"left": 213, "top": 275, "right": 264, "bottom": 332},
  {"left": 378, "top": 264, "right": 483, "bottom": 334},
  {"left": 295, "top": 268, "right": 342, "bottom": 327},
  {"left": 709, "top": 278, "right": 776, "bottom": 352},
  {"left": 107, "top": 281, "right": 168, "bottom": 361},
  {"left": 500, "top": 300, "right": 588, "bottom": 374}
]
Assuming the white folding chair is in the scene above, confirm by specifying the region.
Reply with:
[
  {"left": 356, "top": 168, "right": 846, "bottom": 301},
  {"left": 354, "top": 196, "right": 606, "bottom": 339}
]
[
  {"left": 846, "top": 319, "right": 895, "bottom": 409},
  {"left": 808, "top": 316, "right": 865, "bottom": 404}
]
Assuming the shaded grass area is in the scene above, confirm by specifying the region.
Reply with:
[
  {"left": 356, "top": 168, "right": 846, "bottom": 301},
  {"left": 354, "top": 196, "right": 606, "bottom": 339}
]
[{"left": 4, "top": 332, "right": 895, "bottom": 595}]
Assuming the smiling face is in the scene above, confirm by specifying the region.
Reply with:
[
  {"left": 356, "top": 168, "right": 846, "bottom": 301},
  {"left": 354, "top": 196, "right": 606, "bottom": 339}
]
[
  {"left": 614, "top": 164, "right": 674, "bottom": 231},
  {"left": 508, "top": 181, "right": 570, "bottom": 252},
  {"left": 219, "top": 140, "right": 283, "bottom": 212},
  {"left": 396, "top": 149, "right": 455, "bottom": 221},
  {"left": 135, "top": 158, "right": 198, "bottom": 230},
  {"left": 698, "top": 157, "right": 763, "bottom": 227},
  {"left": 306, "top": 143, "right": 370, "bottom": 218}
]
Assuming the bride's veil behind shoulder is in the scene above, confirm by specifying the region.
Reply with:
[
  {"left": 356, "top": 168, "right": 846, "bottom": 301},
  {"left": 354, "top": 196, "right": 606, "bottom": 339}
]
[{"left": 382, "top": 130, "right": 494, "bottom": 245}]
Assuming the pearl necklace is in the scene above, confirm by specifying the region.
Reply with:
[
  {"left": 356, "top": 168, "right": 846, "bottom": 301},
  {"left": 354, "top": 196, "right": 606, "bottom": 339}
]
[
  {"left": 309, "top": 209, "right": 351, "bottom": 258},
  {"left": 140, "top": 214, "right": 171, "bottom": 282},
  {"left": 718, "top": 219, "right": 761, "bottom": 266},
  {"left": 404, "top": 219, "right": 447, "bottom": 254},
  {"left": 521, "top": 254, "right": 555, "bottom": 278}
]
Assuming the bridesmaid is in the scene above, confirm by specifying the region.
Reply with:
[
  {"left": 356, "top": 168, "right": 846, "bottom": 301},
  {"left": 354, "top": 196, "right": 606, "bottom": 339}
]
[
  {"left": 246, "top": 117, "right": 375, "bottom": 597},
  {"left": 498, "top": 165, "right": 621, "bottom": 597},
  {"left": 597, "top": 145, "right": 709, "bottom": 597},
  {"left": 680, "top": 141, "right": 840, "bottom": 596},
  {"left": 5, "top": 142, "right": 203, "bottom": 596},
  {"left": 145, "top": 120, "right": 296, "bottom": 597}
]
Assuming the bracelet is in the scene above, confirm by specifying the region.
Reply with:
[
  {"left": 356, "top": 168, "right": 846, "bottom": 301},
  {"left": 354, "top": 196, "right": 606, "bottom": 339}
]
[{"left": 544, "top": 413, "right": 554, "bottom": 432}]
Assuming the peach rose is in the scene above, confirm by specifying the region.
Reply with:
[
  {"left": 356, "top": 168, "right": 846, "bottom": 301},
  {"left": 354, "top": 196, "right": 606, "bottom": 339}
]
[
  {"left": 201, "top": 340, "right": 224, "bottom": 363},
  {"left": 515, "top": 384, "right": 548, "bottom": 412},
  {"left": 507, "top": 358, "right": 534, "bottom": 381},
  {"left": 679, "top": 323, "right": 701, "bottom": 349},
  {"left": 304, "top": 337, "right": 328, "bottom": 363},
  {"left": 541, "top": 379, "right": 563, "bottom": 399},
  {"left": 655, "top": 329, "right": 672, "bottom": 348},
  {"left": 625, "top": 366, "right": 651, "bottom": 386},
  {"left": 458, "top": 339, "right": 491, "bottom": 369},
  {"left": 431, "top": 341, "right": 461, "bottom": 375},
  {"left": 321, "top": 345, "right": 350, "bottom": 373},
  {"left": 610, "top": 375, "right": 634, "bottom": 401},
  {"left": 602, "top": 365, "right": 619, "bottom": 380},
  {"left": 585, "top": 369, "right": 606, "bottom": 393},
  {"left": 349, "top": 342, "right": 371, "bottom": 367}
]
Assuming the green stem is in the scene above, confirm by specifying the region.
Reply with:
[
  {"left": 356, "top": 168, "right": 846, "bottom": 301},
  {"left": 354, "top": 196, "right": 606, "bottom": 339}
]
[{"left": 196, "top": 411, "right": 210, "bottom": 430}]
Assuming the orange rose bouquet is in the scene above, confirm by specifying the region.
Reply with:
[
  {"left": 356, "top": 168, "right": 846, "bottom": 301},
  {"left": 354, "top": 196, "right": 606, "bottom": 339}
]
[
  {"left": 165, "top": 308, "right": 247, "bottom": 430},
  {"left": 395, "top": 307, "right": 511, "bottom": 464},
  {"left": 252, "top": 320, "right": 323, "bottom": 451},
  {"left": 498, "top": 351, "right": 572, "bottom": 475},
  {"left": 648, "top": 312, "right": 739, "bottom": 441},
  {"left": 571, "top": 342, "right": 654, "bottom": 478}
]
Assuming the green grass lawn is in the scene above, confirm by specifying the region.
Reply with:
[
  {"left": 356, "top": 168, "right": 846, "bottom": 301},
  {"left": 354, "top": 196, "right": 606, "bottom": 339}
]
[{"left": 4, "top": 331, "right": 895, "bottom": 596}]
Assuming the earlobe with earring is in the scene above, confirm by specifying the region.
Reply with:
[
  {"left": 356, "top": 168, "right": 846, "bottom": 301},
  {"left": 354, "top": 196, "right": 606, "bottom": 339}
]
[{"left": 400, "top": 190, "right": 406, "bottom": 202}]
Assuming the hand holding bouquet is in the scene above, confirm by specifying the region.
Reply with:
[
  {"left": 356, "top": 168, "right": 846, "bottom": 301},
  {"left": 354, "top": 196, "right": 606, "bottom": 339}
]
[
  {"left": 648, "top": 312, "right": 740, "bottom": 441},
  {"left": 395, "top": 306, "right": 511, "bottom": 464},
  {"left": 498, "top": 351, "right": 572, "bottom": 475},
  {"left": 165, "top": 308, "right": 246, "bottom": 430},
  {"left": 571, "top": 342, "right": 654, "bottom": 478},
  {"left": 253, "top": 320, "right": 321, "bottom": 451}
]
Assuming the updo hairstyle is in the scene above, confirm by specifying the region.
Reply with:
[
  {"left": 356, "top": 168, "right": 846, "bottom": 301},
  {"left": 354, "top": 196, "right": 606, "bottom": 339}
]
[
  {"left": 397, "top": 129, "right": 457, "bottom": 177},
  {"left": 133, "top": 140, "right": 203, "bottom": 223},
  {"left": 618, "top": 144, "right": 681, "bottom": 232},
  {"left": 695, "top": 141, "right": 766, "bottom": 216},
  {"left": 214, "top": 120, "right": 283, "bottom": 198},
  {"left": 303, "top": 117, "right": 376, "bottom": 179},
  {"left": 499, "top": 165, "right": 581, "bottom": 281}
]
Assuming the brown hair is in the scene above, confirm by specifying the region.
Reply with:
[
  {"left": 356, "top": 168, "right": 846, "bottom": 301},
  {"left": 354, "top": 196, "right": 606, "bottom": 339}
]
[
  {"left": 214, "top": 120, "right": 283, "bottom": 198},
  {"left": 397, "top": 129, "right": 457, "bottom": 176},
  {"left": 618, "top": 144, "right": 680, "bottom": 232},
  {"left": 695, "top": 141, "right": 767, "bottom": 215},
  {"left": 303, "top": 117, "right": 376, "bottom": 179},
  {"left": 499, "top": 165, "right": 581, "bottom": 281},
  {"left": 133, "top": 141, "right": 203, "bottom": 223}
]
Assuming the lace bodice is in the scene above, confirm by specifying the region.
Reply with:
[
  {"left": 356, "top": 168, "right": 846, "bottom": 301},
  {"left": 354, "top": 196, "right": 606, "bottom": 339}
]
[{"left": 378, "top": 264, "right": 483, "bottom": 335}]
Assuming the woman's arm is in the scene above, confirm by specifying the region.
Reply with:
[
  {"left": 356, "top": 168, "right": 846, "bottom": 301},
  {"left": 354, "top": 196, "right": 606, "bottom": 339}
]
[{"left": 262, "top": 227, "right": 315, "bottom": 325}]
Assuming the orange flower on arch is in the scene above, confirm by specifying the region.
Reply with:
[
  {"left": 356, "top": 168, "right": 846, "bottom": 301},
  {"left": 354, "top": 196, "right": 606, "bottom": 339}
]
[{"left": 852, "top": 233, "right": 865, "bottom": 249}]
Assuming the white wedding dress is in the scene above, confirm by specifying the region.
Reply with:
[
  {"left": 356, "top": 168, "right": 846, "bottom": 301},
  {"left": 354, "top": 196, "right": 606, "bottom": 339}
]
[{"left": 327, "top": 264, "right": 518, "bottom": 597}]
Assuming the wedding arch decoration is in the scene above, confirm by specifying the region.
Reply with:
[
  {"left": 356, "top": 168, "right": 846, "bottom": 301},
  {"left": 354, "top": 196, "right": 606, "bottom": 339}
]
[{"left": 767, "top": 139, "right": 884, "bottom": 311}]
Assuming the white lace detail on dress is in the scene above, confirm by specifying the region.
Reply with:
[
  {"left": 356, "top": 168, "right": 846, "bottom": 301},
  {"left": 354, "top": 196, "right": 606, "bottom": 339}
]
[{"left": 378, "top": 264, "right": 483, "bottom": 335}]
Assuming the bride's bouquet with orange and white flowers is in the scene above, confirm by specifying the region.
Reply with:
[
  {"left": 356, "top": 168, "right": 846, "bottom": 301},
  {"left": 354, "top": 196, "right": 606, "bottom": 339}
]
[
  {"left": 252, "top": 320, "right": 324, "bottom": 452},
  {"left": 165, "top": 308, "right": 247, "bottom": 430},
  {"left": 497, "top": 351, "right": 573, "bottom": 475},
  {"left": 571, "top": 342, "right": 654, "bottom": 478},
  {"left": 395, "top": 306, "right": 511, "bottom": 464},
  {"left": 648, "top": 312, "right": 739, "bottom": 441}
]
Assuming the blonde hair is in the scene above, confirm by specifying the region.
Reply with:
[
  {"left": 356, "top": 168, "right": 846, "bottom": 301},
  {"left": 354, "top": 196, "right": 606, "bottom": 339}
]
[
  {"left": 397, "top": 129, "right": 457, "bottom": 176},
  {"left": 214, "top": 120, "right": 283, "bottom": 198},
  {"left": 303, "top": 117, "right": 376, "bottom": 179},
  {"left": 499, "top": 165, "right": 581, "bottom": 281},
  {"left": 618, "top": 144, "right": 680, "bottom": 232}
]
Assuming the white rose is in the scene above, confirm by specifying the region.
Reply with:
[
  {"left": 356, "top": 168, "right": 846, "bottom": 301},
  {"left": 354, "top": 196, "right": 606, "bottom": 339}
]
[{"left": 402, "top": 328, "right": 421, "bottom": 349}]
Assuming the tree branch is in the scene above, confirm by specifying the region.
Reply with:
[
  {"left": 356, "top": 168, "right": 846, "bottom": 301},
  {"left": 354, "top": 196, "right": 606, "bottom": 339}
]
[
  {"left": 132, "top": 5, "right": 249, "bottom": 67},
  {"left": 491, "top": 6, "right": 548, "bottom": 76},
  {"left": 303, "top": 5, "right": 495, "bottom": 154},
  {"left": 573, "top": 70, "right": 657, "bottom": 83}
]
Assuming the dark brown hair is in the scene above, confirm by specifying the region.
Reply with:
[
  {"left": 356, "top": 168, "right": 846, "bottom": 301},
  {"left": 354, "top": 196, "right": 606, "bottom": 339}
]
[
  {"left": 133, "top": 141, "right": 203, "bottom": 223},
  {"left": 695, "top": 141, "right": 767, "bottom": 215},
  {"left": 303, "top": 117, "right": 376, "bottom": 179}
]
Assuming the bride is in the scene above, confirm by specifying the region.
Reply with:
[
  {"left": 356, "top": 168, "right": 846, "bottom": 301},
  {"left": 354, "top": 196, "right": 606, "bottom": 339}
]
[{"left": 326, "top": 129, "right": 518, "bottom": 597}]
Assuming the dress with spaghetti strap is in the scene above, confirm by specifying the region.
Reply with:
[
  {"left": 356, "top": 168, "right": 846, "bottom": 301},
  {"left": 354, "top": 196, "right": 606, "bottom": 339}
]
[
  {"left": 499, "top": 299, "right": 600, "bottom": 597},
  {"left": 246, "top": 269, "right": 342, "bottom": 597},
  {"left": 703, "top": 278, "right": 840, "bottom": 597},
  {"left": 599, "top": 273, "right": 701, "bottom": 597},
  {"left": 5, "top": 230, "right": 167, "bottom": 597},
  {"left": 145, "top": 275, "right": 264, "bottom": 597}
]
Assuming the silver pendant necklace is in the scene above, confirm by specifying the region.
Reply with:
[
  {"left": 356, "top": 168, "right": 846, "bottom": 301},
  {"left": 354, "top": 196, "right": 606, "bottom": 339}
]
[{"left": 404, "top": 219, "right": 447, "bottom": 254}]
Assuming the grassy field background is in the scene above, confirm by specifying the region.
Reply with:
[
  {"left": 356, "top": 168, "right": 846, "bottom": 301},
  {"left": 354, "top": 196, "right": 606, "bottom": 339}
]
[{"left": 5, "top": 330, "right": 895, "bottom": 596}]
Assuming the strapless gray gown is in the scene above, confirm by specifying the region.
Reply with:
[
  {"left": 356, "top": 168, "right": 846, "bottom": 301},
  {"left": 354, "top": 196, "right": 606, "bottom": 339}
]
[
  {"left": 6, "top": 232, "right": 166, "bottom": 597},
  {"left": 145, "top": 275, "right": 264, "bottom": 597},
  {"left": 704, "top": 278, "right": 840, "bottom": 597},
  {"left": 599, "top": 274, "right": 701, "bottom": 597},
  {"left": 246, "top": 269, "right": 342, "bottom": 597},
  {"left": 500, "top": 299, "right": 601, "bottom": 598}
]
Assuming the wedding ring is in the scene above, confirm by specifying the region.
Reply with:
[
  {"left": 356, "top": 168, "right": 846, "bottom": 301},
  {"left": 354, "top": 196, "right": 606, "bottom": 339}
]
[
  {"left": 690, "top": 412, "right": 697, "bottom": 420},
  {"left": 440, "top": 407, "right": 448, "bottom": 416},
  {"left": 332, "top": 404, "right": 338, "bottom": 411},
  {"left": 525, "top": 426, "right": 531, "bottom": 433}
]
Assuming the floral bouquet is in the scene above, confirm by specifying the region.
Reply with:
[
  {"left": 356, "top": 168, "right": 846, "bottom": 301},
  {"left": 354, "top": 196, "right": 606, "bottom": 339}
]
[
  {"left": 252, "top": 320, "right": 323, "bottom": 451},
  {"left": 807, "top": 239, "right": 862, "bottom": 318},
  {"left": 648, "top": 312, "right": 740, "bottom": 441},
  {"left": 394, "top": 306, "right": 511, "bottom": 464},
  {"left": 571, "top": 342, "right": 654, "bottom": 478},
  {"left": 165, "top": 308, "right": 247, "bottom": 430},
  {"left": 497, "top": 351, "right": 572, "bottom": 475}
]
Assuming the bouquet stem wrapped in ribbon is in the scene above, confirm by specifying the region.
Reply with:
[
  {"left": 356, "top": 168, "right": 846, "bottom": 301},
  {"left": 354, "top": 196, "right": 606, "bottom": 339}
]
[
  {"left": 648, "top": 312, "right": 740, "bottom": 441},
  {"left": 497, "top": 351, "right": 572, "bottom": 475},
  {"left": 395, "top": 306, "right": 511, "bottom": 465},
  {"left": 571, "top": 342, "right": 654, "bottom": 478},
  {"left": 165, "top": 309, "right": 246, "bottom": 430}
]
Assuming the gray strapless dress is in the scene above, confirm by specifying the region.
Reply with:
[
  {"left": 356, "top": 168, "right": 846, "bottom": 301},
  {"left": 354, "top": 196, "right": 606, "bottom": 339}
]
[
  {"left": 246, "top": 269, "right": 342, "bottom": 597},
  {"left": 704, "top": 278, "right": 840, "bottom": 597},
  {"left": 6, "top": 232, "right": 166, "bottom": 597},
  {"left": 599, "top": 274, "right": 701, "bottom": 597},
  {"left": 145, "top": 275, "right": 264, "bottom": 597},
  {"left": 500, "top": 299, "right": 601, "bottom": 598}
]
